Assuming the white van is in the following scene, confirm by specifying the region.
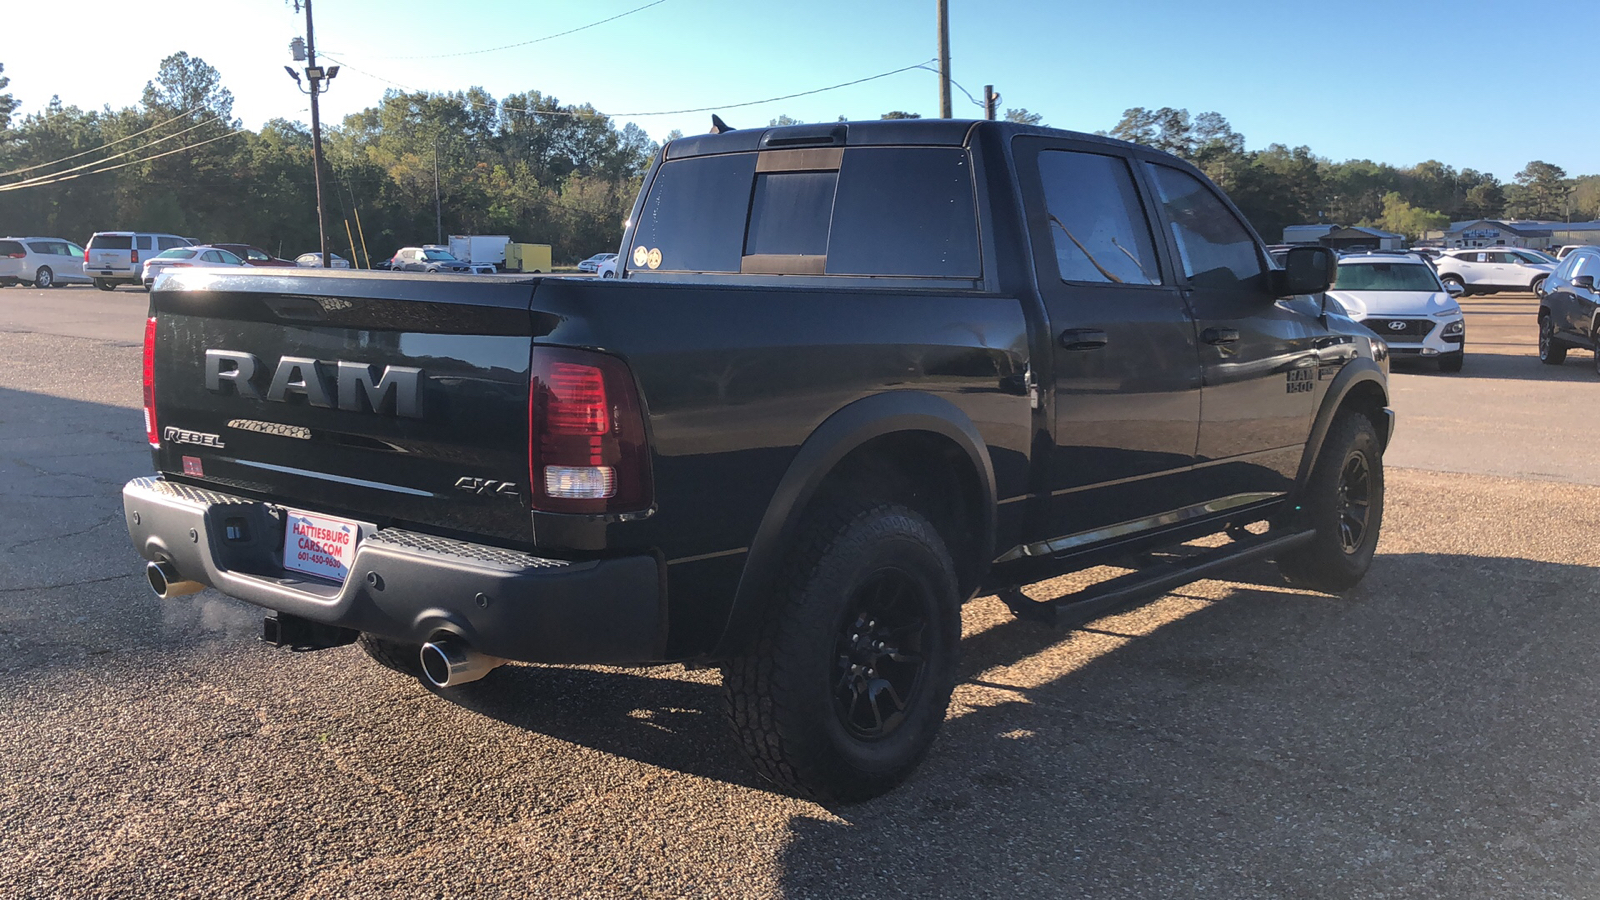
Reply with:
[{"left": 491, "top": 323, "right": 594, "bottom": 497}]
[
  {"left": 0, "top": 237, "right": 90, "bottom": 287},
  {"left": 84, "top": 232, "right": 196, "bottom": 290}
]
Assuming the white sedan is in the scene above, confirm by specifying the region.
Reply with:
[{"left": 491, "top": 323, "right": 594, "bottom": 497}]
[{"left": 141, "top": 246, "right": 247, "bottom": 289}]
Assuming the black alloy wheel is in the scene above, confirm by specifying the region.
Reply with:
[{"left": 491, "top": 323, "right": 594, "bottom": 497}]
[
  {"left": 1334, "top": 452, "right": 1372, "bottom": 555},
  {"left": 1539, "top": 315, "right": 1567, "bottom": 365},
  {"left": 832, "top": 569, "right": 932, "bottom": 741}
]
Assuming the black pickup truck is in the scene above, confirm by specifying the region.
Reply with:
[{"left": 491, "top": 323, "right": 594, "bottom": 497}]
[{"left": 123, "top": 119, "right": 1392, "bottom": 801}]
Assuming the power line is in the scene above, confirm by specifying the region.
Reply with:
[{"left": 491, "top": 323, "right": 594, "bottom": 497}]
[
  {"left": 0, "top": 130, "right": 247, "bottom": 193},
  {"left": 368, "top": 0, "right": 669, "bottom": 60},
  {"left": 913, "top": 63, "right": 986, "bottom": 109},
  {"left": 0, "top": 117, "right": 225, "bottom": 188},
  {"left": 323, "top": 55, "right": 938, "bottom": 120},
  {"left": 0, "top": 106, "right": 204, "bottom": 179}
]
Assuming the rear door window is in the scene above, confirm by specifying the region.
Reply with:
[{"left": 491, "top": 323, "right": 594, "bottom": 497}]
[
  {"left": 1035, "top": 150, "right": 1161, "bottom": 285},
  {"left": 1145, "top": 164, "right": 1264, "bottom": 291},
  {"left": 157, "top": 236, "right": 187, "bottom": 251},
  {"left": 136, "top": 236, "right": 153, "bottom": 251}
]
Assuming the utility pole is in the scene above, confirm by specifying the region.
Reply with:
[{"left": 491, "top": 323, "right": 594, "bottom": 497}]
[
  {"left": 937, "top": 0, "right": 952, "bottom": 118},
  {"left": 287, "top": 1, "right": 338, "bottom": 267},
  {"left": 433, "top": 144, "right": 442, "bottom": 244},
  {"left": 984, "top": 85, "right": 997, "bottom": 121}
]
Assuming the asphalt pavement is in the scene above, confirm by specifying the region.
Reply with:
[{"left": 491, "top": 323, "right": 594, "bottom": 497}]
[{"left": 2, "top": 284, "right": 1599, "bottom": 898}]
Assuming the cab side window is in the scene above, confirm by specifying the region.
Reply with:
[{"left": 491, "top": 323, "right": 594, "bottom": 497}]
[
  {"left": 1036, "top": 150, "right": 1160, "bottom": 285},
  {"left": 136, "top": 236, "right": 153, "bottom": 251},
  {"left": 157, "top": 237, "right": 185, "bottom": 251},
  {"left": 1145, "top": 164, "right": 1264, "bottom": 291}
]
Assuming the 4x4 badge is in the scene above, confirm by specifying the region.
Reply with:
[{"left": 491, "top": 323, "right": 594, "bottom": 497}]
[{"left": 454, "top": 477, "right": 519, "bottom": 498}]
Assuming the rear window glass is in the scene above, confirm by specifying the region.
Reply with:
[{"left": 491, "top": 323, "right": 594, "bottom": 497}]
[
  {"left": 633, "top": 153, "right": 758, "bottom": 273},
  {"left": 0, "top": 240, "right": 23, "bottom": 255},
  {"left": 746, "top": 170, "right": 837, "bottom": 257},
  {"left": 90, "top": 235, "right": 133, "bottom": 251},
  {"left": 633, "top": 146, "right": 981, "bottom": 278},
  {"left": 156, "top": 248, "right": 197, "bottom": 260},
  {"left": 826, "top": 147, "right": 980, "bottom": 278}
]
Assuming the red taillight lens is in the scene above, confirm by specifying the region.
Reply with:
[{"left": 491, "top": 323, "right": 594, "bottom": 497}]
[
  {"left": 143, "top": 317, "right": 159, "bottom": 447},
  {"left": 6, "top": 251, "right": 25, "bottom": 259},
  {"left": 529, "top": 348, "right": 651, "bottom": 514},
  {"left": 130, "top": 249, "right": 139, "bottom": 265},
  {"left": 84, "top": 247, "right": 90, "bottom": 264}
]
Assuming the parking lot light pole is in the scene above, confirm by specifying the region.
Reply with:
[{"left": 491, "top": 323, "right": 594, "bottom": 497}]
[{"left": 937, "top": 0, "right": 952, "bottom": 118}]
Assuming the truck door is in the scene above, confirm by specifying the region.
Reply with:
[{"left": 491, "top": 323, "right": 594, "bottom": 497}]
[
  {"left": 1016, "top": 139, "right": 1202, "bottom": 542},
  {"left": 1143, "top": 162, "right": 1319, "bottom": 499}
]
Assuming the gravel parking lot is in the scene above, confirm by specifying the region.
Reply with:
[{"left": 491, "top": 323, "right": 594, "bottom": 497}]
[{"left": 2, "top": 285, "right": 1598, "bottom": 898}]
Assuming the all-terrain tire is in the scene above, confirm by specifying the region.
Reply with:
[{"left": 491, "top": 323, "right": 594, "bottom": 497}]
[
  {"left": 357, "top": 633, "right": 425, "bottom": 678},
  {"left": 722, "top": 501, "right": 961, "bottom": 803},
  {"left": 1278, "top": 412, "right": 1384, "bottom": 592},
  {"left": 1538, "top": 313, "right": 1567, "bottom": 365}
]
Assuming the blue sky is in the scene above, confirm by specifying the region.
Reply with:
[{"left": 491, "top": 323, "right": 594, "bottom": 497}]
[{"left": 8, "top": 0, "right": 1596, "bottom": 180}]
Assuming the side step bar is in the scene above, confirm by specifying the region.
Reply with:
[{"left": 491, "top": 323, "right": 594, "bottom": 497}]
[{"left": 999, "top": 529, "right": 1315, "bottom": 628}]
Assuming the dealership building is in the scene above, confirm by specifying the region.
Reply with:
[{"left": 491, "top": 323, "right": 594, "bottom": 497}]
[{"left": 1435, "top": 219, "right": 1600, "bottom": 250}]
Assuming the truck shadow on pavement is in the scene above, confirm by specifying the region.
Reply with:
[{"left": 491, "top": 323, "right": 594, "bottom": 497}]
[{"left": 432, "top": 547, "right": 1600, "bottom": 897}]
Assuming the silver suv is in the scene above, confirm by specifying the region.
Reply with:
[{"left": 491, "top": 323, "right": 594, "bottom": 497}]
[{"left": 85, "top": 232, "right": 195, "bottom": 291}]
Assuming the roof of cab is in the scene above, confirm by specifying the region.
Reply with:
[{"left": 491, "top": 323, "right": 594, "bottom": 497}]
[{"left": 663, "top": 118, "right": 1144, "bottom": 160}]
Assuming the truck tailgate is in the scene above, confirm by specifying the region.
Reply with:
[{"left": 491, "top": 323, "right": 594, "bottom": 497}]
[{"left": 149, "top": 269, "right": 540, "bottom": 545}]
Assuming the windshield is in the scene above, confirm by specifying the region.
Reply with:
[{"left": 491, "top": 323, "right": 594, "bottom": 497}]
[
  {"left": 422, "top": 249, "right": 457, "bottom": 261},
  {"left": 155, "top": 249, "right": 197, "bottom": 260},
  {"left": 1333, "top": 262, "right": 1441, "bottom": 292}
]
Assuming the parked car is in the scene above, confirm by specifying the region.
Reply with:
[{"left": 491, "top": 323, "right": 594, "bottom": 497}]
[
  {"left": 212, "top": 244, "right": 296, "bottom": 267},
  {"left": 122, "top": 118, "right": 1391, "bottom": 802},
  {"left": 1434, "top": 248, "right": 1556, "bottom": 296},
  {"left": 141, "top": 246, "right": 247, "bottom": 289},
  {"left": 1554, "top": 245, "right": 1593, "bottom": 260},
  {"left": 389, "top": 246, "right": 478, "bottom": 274},
  {"left": 595, "top": 255, "right": 618, "bottom": 278},
  {"left": 1327, "top": 253, "right": 1466, "bottom": 372},
  {"left": 577, "top": 252, "right": 617, "bottom": 274},
  {"left": 0, "top": 236, "right": 90, "bottom": 287},
  {"left": 85, "top": 231, "right": 195, "bottom": 290},
  {"left": 1537, "top": 246, "right": 1600, "bottom": 373},
  {"left": 294, "top": 252, "right": 351, "bottom": 269}
]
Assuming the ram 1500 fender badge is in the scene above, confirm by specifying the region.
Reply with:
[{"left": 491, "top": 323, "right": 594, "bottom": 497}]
[
  {"left": 204, "top": 350, "right": 423, "bottom": 418},
  {"left": 454, "top": 477, "right": 520, "bottom": 498}
]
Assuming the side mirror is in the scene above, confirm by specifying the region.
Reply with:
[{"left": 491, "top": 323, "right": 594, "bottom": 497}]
[
  {"left": 1443, "top": 281, "right": 1465, "bottom": 296},
  {"left": 1575, "top": 275, "right": 1595, "bottom": 291},
  {"left": 1275, "top": 246, "right": 1336, "bottom": 296}
]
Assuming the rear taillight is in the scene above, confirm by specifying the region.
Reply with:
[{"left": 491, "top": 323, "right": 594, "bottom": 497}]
[
  {"left": 130, "top": 249, "right": 139, "bottom": 265},
  {"left": 6, "top": 251, "right": 24, "bottom": 259},
  {"left": 84, "top": 246, "right": 90, "bottom": 264},
  {"left": 528, "top": 347, "right": 651, "bottom": 514},
  {"left": 143, "top": 317, "right": 159, "bottom": 447}
]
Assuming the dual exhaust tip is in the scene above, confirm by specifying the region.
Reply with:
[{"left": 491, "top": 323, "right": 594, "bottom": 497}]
[{"left": 147, "top": 561, "right": 501, "bottom": 688}]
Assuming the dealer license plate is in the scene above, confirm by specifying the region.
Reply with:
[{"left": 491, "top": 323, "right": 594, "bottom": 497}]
[{"left": 282, "top": 509, "right": 359, "bottom": 583}]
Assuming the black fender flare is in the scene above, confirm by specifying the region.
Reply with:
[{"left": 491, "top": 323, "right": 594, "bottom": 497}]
[
  {"left": 1292, "top": 358, "right": 1391, "bottom": 497},
  {"left": 712, "top": 391, "right": 998, "bottom": 657}
]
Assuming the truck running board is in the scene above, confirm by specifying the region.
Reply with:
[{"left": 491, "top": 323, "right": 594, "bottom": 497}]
[{"left": 998, "top": 529, "right": 1316, "bottom": 628}]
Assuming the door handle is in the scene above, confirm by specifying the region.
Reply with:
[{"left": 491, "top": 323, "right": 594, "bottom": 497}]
[
  {"left": 1202, "top": 327, "right": 1240, "bottom": 345},
  {"left": 1059, "top": 328, "right": 1108, "bottom": 350}
]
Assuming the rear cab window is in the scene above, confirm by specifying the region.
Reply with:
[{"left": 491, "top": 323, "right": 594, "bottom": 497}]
[{"left": 628, "top": 145, "right": 980, "bottom": 280}]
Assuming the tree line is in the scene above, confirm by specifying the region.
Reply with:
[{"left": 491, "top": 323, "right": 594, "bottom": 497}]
[{"left": 2, "top": 57, "right": 1597, "bottom": 263}]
